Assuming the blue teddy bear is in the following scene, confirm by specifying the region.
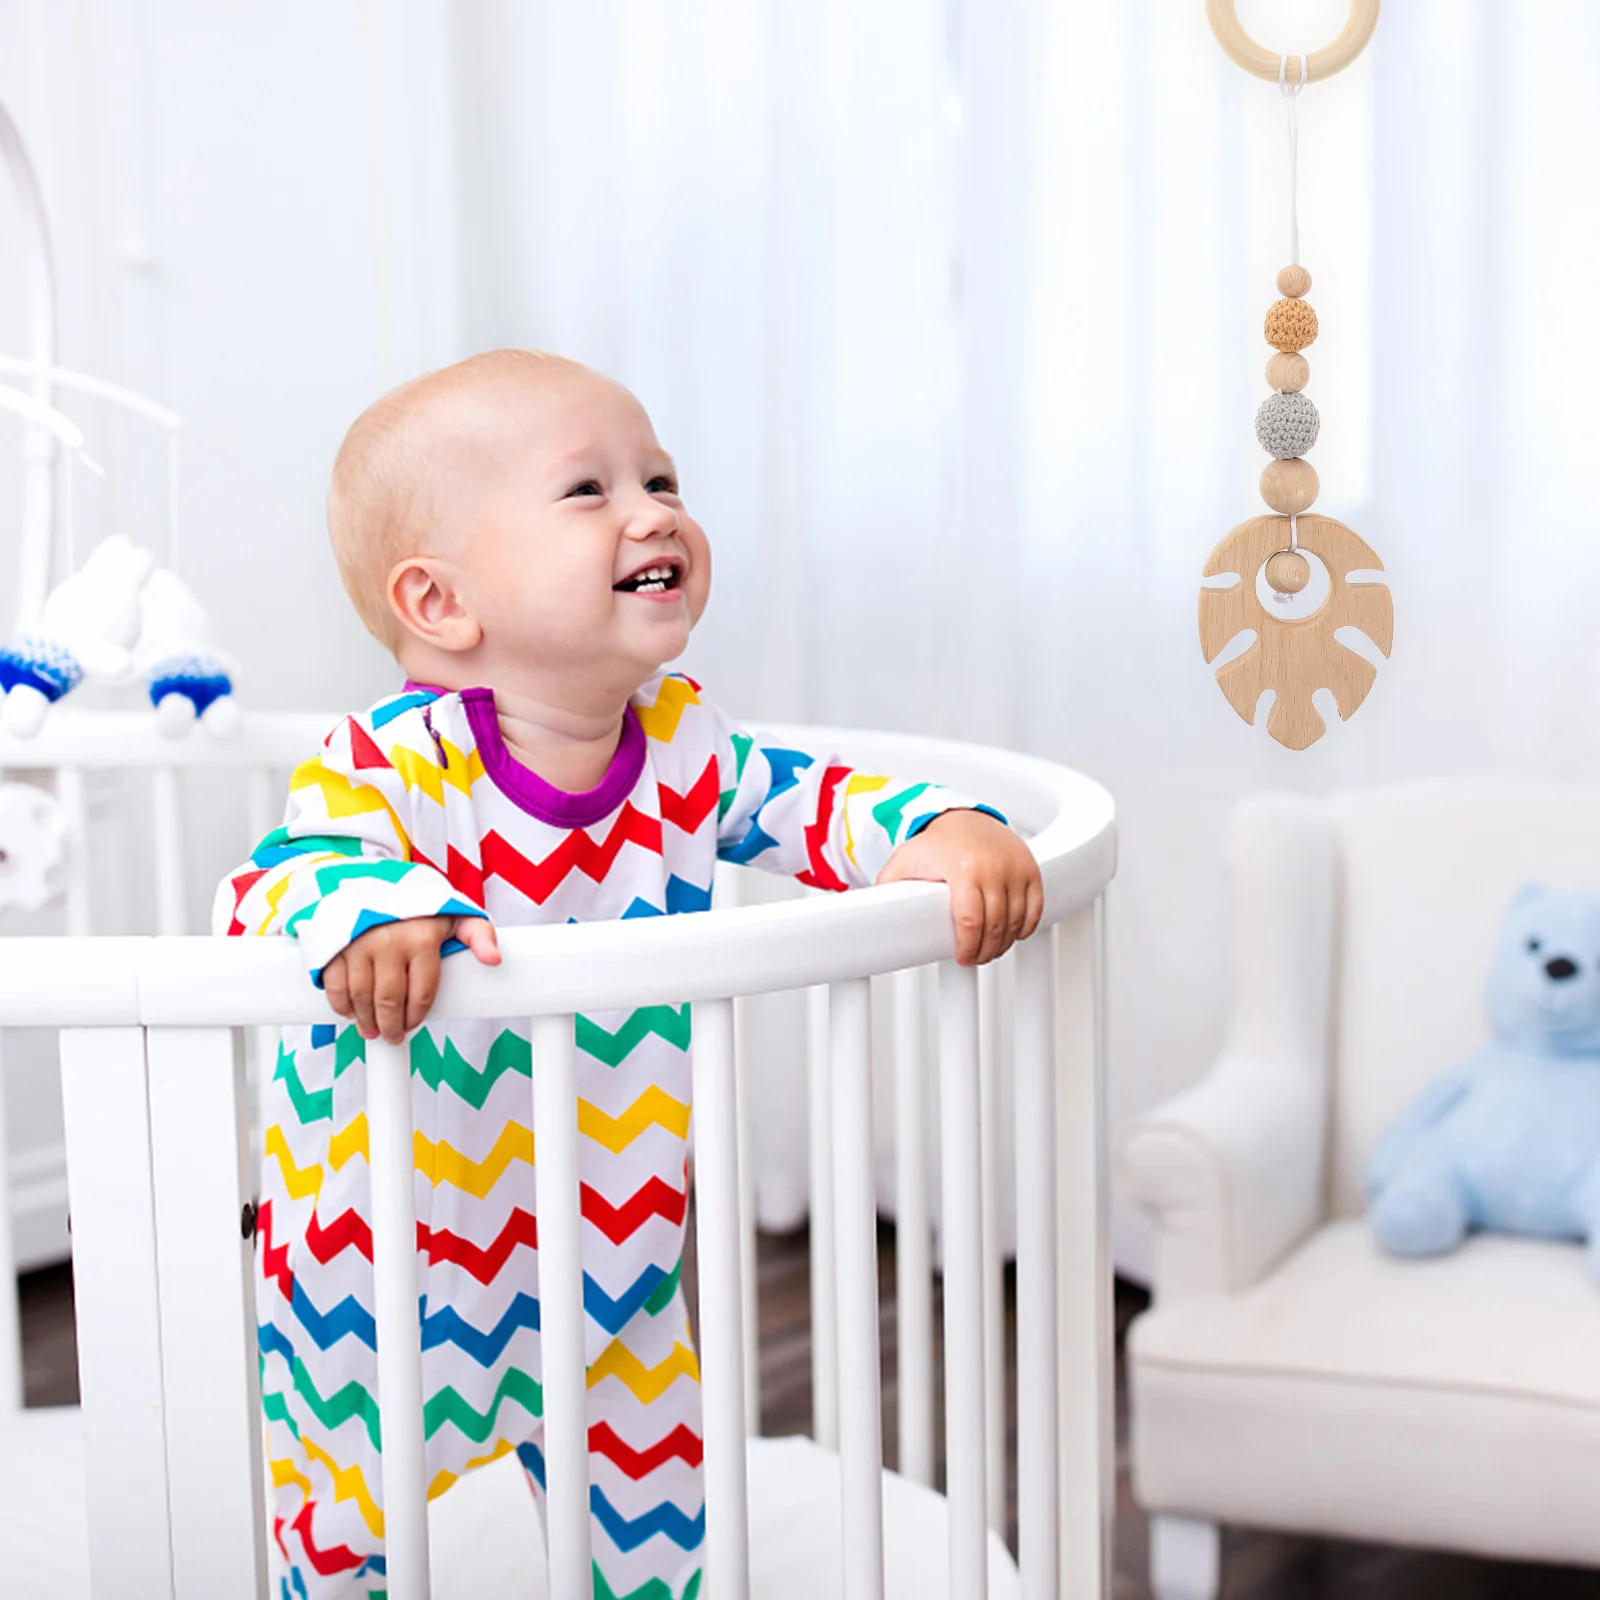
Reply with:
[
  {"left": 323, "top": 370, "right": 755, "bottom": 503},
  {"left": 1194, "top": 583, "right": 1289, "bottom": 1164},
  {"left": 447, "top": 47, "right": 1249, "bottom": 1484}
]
[{"left": 1366, "top": 883, "right": 1600, "bottom": 1281}]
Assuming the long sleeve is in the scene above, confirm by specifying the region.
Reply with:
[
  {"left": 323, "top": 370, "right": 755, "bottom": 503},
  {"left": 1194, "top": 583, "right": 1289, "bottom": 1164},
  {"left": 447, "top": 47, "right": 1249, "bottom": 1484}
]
[
  {"left": 212, "top": 704, "right": 485, "bottom": 985},
  {"left": 711, "top": 707, "right": 1002, "bottom": 890}
]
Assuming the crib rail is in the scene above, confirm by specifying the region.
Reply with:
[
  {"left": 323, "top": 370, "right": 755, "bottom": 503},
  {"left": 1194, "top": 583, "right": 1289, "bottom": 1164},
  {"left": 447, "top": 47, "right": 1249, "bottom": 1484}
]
[{"left": 0, "top": 730, "right": 1115, "bottom": 1600}]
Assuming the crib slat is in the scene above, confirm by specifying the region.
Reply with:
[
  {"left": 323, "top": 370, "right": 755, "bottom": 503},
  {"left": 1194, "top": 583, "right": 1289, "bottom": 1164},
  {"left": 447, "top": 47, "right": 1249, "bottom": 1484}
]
[
  {"left": 57, "top": 765, "right": 91, "bottom": 934},
  {"left": 0, "top": 1033, "right": 21, "bottom": 1420},
  {"left": 1013, "top": 936, "right": 1059, "bottom": 1600},
  {"left": 937, "top": 960, "right": 988, "bottom": 1600},
  {"left": 366, "top": 1035, "right": 432, "bottom": 1600},
  {"left": 805, "top": 983, "right": 839, "bottom": 1449},
  {"left": 147, "top": 1026, "right": 268, "bottom": 1598},
  {"left": 692, "top": 998, "right": 751, "bottom": 1599},
  {"left": 151, "top": 766, "right": 187, "bottom": 934},
  {"left": 891, "top": 965, "right": 934, "bottom": 1487},
  {"left": 1055, "top": 908, "right": 1111, "bottom": 1599},
  {"left": 532, "top": 1012, "right": 592, "bottom": 1599},
  {"left": 60, "top": 1025, "right": 175, "bottom": 1600},
  {"left": 733, "top": 995, "right": 762, "bottom": 1432},
  {"left": 830, "top": 976, "right": 884, "bottom": 1600},
  {"left": 978, "top": 960, "right": 1006, "bottom": 1533}
]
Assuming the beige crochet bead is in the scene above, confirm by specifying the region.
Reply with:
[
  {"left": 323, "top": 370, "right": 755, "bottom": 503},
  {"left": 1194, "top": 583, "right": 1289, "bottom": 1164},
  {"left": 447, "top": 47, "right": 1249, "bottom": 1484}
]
[
  {"left": 1276, "top": 265, "right": 1312, "bottom": 298},
  {"left": 1260, "top": 456, "right": 1319, "bottom": 515},
  {"left": 1265, "top": 549, "right": 1311, "bottom": 595},
  {"left": 1266, "top": 352, "right": 1309, "bottom": 392},
  {"left": 1265, "top": 297, "right": 1318, "bottom": 352}
]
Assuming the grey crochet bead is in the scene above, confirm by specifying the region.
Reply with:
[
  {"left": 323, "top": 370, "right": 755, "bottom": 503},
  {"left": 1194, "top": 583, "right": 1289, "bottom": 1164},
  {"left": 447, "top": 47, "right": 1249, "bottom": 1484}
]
[{"left": 1255, "top": 390, "right": 1319, "bottom": 459}]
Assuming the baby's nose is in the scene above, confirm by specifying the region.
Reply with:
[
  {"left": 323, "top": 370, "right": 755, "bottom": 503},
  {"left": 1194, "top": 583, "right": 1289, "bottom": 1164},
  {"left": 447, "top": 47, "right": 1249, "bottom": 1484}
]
[{"left": 1545, "top": 956, "right": 1579, "bottom": 981}]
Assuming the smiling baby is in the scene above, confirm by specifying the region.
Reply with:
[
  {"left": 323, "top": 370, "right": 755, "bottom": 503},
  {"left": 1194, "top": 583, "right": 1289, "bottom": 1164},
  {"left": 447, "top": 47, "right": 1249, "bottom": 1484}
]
[{"left": 217, "top": 348, "right": 1040, "bottom": 1599}]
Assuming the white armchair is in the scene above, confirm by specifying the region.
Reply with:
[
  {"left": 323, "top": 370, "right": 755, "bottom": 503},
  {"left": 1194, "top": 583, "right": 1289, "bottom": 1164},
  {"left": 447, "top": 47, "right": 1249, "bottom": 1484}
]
[{"left": 1119, "top": 782, "right": 1600, "bottom": 1600}]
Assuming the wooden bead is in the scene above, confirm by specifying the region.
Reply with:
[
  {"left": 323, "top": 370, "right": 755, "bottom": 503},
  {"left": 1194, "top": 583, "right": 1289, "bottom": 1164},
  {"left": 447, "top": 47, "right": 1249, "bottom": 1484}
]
[
  {"left": 1276, "top": 265, "right": 1312, "bottom": 298},
  {"left": 1265, "top": 549, "right": 1310, "bottom": 594},
  {"left": 1260, "top": 456, "right": 1319, "bottom": 515},
  {"left": 1265, "top": 297, "right": 1318, "bottom": 352},
  {"left": 1266, "top": 352, "right": 1309, "bottom": 392}
]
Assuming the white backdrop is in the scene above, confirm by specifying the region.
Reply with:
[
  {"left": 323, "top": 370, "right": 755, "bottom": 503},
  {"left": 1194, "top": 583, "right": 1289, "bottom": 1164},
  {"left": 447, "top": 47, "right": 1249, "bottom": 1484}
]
[{"left": 1, "top": 0, "right": 1597, "bottom": 1275}]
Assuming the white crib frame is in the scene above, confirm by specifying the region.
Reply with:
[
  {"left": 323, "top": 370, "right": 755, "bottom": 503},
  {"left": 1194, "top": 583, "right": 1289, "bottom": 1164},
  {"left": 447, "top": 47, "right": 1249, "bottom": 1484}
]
[{"left": 0, "top": 713, "right": 1115, "bottom": 1600}]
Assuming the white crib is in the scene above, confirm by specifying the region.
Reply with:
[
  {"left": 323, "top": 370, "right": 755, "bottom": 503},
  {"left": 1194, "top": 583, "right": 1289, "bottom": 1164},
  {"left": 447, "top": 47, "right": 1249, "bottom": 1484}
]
[{"left": 0, "top": 711, "right": 1116, "bottom": 1600}]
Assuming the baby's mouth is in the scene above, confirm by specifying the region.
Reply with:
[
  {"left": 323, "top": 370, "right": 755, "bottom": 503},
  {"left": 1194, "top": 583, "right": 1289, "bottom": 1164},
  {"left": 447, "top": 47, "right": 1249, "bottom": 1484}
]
[{"left": 613, "top": 562, "right": 682, "bottom": 595}]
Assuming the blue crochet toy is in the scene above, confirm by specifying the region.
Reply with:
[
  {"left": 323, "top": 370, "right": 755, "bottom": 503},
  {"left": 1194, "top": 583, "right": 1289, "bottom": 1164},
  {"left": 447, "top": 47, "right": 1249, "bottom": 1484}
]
[{"left": 1366, "top": 884, "right": 1600, "bottom": 1281}]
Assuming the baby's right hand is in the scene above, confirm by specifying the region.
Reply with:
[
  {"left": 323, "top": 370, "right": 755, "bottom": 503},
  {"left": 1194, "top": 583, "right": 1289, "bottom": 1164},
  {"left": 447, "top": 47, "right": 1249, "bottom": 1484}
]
[{"left": 322, "top": 914, "right": 501, "bottom": 1044}]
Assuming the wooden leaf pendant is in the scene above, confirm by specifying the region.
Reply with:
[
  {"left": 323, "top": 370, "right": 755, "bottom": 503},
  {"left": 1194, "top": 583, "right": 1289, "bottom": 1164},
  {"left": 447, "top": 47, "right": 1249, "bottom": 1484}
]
[{"left": 1199, "top": 514, "right": 1393, "bottom": 751}]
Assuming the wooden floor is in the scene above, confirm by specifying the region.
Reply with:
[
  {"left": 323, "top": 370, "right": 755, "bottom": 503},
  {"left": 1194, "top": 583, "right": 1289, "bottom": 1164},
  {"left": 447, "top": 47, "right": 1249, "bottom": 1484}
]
[{"left": 20, "top": 1229, "right": 1600, "bottom": 1597}]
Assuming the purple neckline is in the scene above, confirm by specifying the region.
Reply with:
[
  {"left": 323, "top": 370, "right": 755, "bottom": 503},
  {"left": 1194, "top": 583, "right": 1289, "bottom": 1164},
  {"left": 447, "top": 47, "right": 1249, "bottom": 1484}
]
[{"left": 404, "top": 681, "right": 645, "bottom": 827}]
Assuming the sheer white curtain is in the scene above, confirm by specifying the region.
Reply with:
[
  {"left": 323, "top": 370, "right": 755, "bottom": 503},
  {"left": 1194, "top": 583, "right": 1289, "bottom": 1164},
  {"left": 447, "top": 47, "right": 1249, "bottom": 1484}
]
[
  {"left": 2, "top": 1, "right": 1596, "bottom": 1271},
  {"left": 450, "top": 0, "right": 1600, "bottom": 1268}
]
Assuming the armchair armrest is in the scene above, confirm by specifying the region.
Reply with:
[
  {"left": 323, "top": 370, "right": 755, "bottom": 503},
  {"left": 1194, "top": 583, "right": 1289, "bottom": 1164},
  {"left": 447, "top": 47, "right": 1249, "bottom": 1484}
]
[{"left": 1116, "top": 792, "right": 1338, "bottom": 1300}]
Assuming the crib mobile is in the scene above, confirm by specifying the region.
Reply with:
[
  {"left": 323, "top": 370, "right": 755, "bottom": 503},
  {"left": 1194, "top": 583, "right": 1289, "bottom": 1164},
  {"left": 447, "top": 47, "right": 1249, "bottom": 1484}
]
[
  {"left": 1199, "top": 0, "right": 1392, "bottom": 751},
  {"left": 0, "top": 101, "right": 239, "bottom": 912}
]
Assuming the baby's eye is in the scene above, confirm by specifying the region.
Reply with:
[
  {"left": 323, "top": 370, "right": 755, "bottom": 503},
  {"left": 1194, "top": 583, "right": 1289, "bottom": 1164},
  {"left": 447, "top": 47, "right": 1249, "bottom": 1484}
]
[
  {"left": 565, "top": 480, "right": 603, "bottom": 499},
  {"left": 646, "top": 475, "right": 678, "bottom": 495},
  {"left": 1527, "top": 937, "right": 1542, "bottom": 953}
]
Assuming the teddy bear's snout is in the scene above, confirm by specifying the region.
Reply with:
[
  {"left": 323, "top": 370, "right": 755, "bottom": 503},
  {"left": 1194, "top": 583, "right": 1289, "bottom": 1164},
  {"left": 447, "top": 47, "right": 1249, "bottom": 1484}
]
[{"left": 1545, "top": 956, "right": 1580, "bottom": 981}]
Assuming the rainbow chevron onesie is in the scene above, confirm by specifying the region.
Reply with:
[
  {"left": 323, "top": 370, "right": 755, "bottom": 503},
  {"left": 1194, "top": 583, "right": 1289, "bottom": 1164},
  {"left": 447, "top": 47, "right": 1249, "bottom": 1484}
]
[{"left": 216, "top": 672, "right": 992, "bottom": 1600}]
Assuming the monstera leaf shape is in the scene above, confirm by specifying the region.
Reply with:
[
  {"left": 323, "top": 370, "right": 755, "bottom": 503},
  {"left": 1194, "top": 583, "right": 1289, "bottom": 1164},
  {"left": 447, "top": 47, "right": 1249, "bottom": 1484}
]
[{"left": 1199, "top": 514, "right": 1393, "bottom": 751}]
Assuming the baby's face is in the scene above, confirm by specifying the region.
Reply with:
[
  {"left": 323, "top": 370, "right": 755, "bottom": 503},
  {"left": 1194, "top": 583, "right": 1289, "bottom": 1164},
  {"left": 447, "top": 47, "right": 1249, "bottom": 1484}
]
[{"left": 448, "top": 368, "right": 710, "bottom": 695}]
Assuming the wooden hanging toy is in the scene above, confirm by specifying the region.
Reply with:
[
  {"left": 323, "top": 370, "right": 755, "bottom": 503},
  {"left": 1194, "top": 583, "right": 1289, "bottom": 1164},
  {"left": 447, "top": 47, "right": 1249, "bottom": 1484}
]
[{"left": 1199, "top": 0, "right": 1391, "bottom": 751}]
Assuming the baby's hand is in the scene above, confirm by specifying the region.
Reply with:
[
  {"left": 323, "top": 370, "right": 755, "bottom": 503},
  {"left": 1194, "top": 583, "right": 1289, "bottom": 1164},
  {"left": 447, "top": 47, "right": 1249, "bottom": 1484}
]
[
  {"left": 877, "top": 810, "right": 1043, "bottom": 966},
  {"left": 322, "top": 914, "right": 501, "bottom": 1043}
]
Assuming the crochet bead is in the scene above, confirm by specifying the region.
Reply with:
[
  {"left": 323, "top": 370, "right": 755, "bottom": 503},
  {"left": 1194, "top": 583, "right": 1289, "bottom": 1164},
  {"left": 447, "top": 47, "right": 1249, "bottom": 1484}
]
[
  {"left": 1265, "top": 550, "right": 1311, "bottom": 595},
  {"left": 1276, "top": 265, "right": 1312, "bottom": 298},
  {"left": 1266, "top": 352, "right": 1309, "bottom": 393},
  {"left": 1260, "top": 456, "right": 1318, "bottom": 515},
  {"left": 1265, "top": 297, "right": 1318, "bottom": 352},
  {"left": 1256, "top": 391, "right": 1320, "bottom": 458}
]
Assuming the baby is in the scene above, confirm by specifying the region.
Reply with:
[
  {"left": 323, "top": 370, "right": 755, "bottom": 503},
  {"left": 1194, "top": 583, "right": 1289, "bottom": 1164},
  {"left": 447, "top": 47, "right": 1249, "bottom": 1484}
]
[{"left": 218, "top": 349, "right": 1040, "bottom": 1599}]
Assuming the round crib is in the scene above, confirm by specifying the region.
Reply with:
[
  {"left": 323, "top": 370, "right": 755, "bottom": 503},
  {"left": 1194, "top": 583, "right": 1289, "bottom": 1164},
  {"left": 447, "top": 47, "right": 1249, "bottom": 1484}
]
[{"left": 0, "top": 712, "right": 1116, "bottom": 1600}]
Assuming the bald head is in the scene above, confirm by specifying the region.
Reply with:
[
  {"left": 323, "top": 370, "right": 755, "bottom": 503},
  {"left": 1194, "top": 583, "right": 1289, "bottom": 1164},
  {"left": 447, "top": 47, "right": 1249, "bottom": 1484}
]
[{"left": 327, "top": 349, "right": 594, "bottom": 650}]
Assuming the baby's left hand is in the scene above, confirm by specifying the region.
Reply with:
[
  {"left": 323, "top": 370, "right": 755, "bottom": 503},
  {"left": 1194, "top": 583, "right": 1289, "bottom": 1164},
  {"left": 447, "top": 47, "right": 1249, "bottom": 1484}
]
[{"left": 877, "top": 809, "right": 1043, "bottom": 966}]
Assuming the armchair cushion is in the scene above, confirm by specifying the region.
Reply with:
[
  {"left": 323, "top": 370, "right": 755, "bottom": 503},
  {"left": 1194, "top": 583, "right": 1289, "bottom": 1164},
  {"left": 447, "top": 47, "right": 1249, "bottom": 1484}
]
[{"left": 1130, "top": 1220, "right": 1600, "bottom": 1565}]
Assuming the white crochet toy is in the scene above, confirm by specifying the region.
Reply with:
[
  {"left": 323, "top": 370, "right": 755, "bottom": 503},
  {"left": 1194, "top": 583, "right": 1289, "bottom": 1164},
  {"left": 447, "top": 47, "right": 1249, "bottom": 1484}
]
[
  {"left": 133, "top": 567, "right": 241, "bottom": 739},
  {"left": 0, "top": 535, "right": 153, "bottom": 735},
  {"left": 0, "top": 537, "right": 239, "bottom": 740}
]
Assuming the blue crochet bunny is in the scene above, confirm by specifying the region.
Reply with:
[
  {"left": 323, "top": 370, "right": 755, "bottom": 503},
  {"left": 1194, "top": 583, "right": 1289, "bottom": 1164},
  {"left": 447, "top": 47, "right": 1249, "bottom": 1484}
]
[{"left": 1366, "top": 884, "right": 1600, "bottom": 1282}]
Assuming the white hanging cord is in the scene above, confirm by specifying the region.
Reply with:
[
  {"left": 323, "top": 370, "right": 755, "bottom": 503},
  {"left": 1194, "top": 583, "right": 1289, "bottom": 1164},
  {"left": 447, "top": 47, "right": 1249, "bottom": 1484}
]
[
  {"left": 1272, "top": 52, "right": 1309, "bottom": 607},
  {"left": 1278, "top": 53, "right": 1307, "bottom": 266}
]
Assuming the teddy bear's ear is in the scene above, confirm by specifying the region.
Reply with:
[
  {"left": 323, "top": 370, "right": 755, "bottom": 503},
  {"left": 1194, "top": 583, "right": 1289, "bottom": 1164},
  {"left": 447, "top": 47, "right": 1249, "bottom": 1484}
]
[{"left": 1509, "top": 882, "right": 1550, "bottom": 912}]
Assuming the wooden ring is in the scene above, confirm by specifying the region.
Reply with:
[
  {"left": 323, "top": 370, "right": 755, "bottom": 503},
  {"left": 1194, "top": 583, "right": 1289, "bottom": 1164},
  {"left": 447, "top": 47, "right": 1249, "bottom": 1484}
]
[{"left": 1206, "top": 0, "right": 1380, "bottom": 84}]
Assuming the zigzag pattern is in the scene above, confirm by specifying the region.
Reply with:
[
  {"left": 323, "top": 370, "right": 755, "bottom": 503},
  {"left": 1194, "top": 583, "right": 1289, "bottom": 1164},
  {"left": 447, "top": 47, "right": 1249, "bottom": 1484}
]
[
  {"left": 481, "top": 807, "right": 663, "bottom": 905},
  {"left": 422, "top": 1292, "right": 540, "bottom": 1366},
  {"left": 587, "top": 1340, "right": 700, "bottom": 1403},
  {"left": 657, "top": 756, "right": 719, "bottom": 836},
  {"left": 798, "top": 764, "right": 850, "bottom": 892},
  {"left": 576, "top": 1006, "right": 691, "bottom": 1066},
  {"left": 590, "top": 1421, "right": 703, "bottom": 1478},
  {"left": 414, "top": 1121, "right": 534, "bottom": 1197},
  {"left": 303, "top": 1435, "right": 384, "bottom": 1540},
  {"left": 424, "top": 1366, "right": 544, "bottom": 1443},
  {"left": 592, "top": 1484, "right": 705, "bottom": 1553},
  {"left": 582, "top": 1177, "right": 686, "bottom": 1243},
  {"left": 595, "top": 1568, "right": 703, "bottom": 1600},
  {"left": 411, "top": 1028, "right": 530, "bottom": 1109},
  {"left": 288, "top": 1499, "right": 364, "bottom": 1578},
  {"left": 578, "top": 1087, "right": 691, "bottom": 1153},
  {"left": 421, "top": 1208, "right": 536, "bottom": 1282},
  {"left": 632, "top": 674, "right": 700, "bottom": 742}
]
